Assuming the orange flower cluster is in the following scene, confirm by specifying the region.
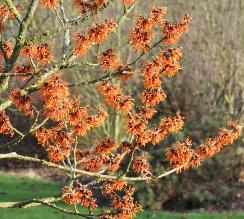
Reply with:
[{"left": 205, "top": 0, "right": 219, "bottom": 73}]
[
  {"left": 141, "top": 48, "right": 182, "bottom": 90},
  {"left": 103, "top": 180, "right": 127, "bottom": 195},
  {"left": 108, "top": 154, "right": 124, "bottom": 171},
  {"left": 116, "top": 66, "right": 134, "bottom": 81},
  {"left": 74, "top": 19, "right": 116, "bottom": 57},
  {"left": 40, "top": 74, "right": 69, "bottom": 121},
  {"left": 160, "top": 48, "right": 182, "bottom": 77},
  {"left": 41, "top": 76, "right": 107, "bottom": 134},
  {"left": 141, "top": 87, "right": 166, "bottom": 106},
  {"left": 98, "top": 49, "right": 134, "bottom": 81},
  {"left": 98, "top": 81, "right": 134, "bottom": 113},
  {"left": 74, "top": 0, "right": 106, "bottom": 14},
  {"left": 193, "top": 121, "right": 242, "bottom": 166},
  {"left": 110, "top": 187, "right": 142, "bottom": 219},
  {"left": 132, "top": 153, "right": 151, "bottom": 176},
  {"left": 0, "top": 6, "right": 9, "bottom": 31},
  {"left": 130, "top": 7, "right": 167, "bottom": 51},
  {"left": 1, "top": 41, "right": 13, "bottom": 58},
  {"left": 21, "top": 44, "right": 37, "bottom": 58},
  {"left": 70, "top": 103, "right": 108, "bottom": 136},
  {"left": 35, "top": 126, "right": 74, "bottom": 163},
  {"left": 163, "top": 13, "right": 191, "bottom": 45},
  {"left": 0, "top": 5, "right": 21, "bottom": 31},
  {"left": 40, "top": 0, "right": 58, "bottom": 8},
  {"left": 88, "top": 19, "right": 117, "bottom": 44},
  {"left": 62, "top": 183, "right": 97, "bottom": 209},
  {"left": 166, "top": 121, "right": 242, "bottom": 172},
  {"left": 21, "top": 43, "right": 51, "bottom": 65},
  {"left": 126, "top": 107, "right": 157, "bottom": 136},
  {"left": 0, "top": 111, "right": 14, "bottom": 136},
  {"left": 95, "top": 137, "right": 117, "bottom": 156},
  {"left": 129, "top": 19, "right": 153, "bottom": 51},
  {"left": 166, "top": 138, "right": 194, "bottom": 172},
  {"left": 76, "top": 145, "right": 125, "bottom": 172},
  {"left": 149, "top": 7, "right": 168, "bottom": 25},
  {"left": 126, "top": 111, "right": 184, "bottom": 146},
  {"left": 99, "top": 49, "right": 122, "bottom": 71},
  {"left": 10, "top": 89, "right": 34, "bottom": 116},
  {"left": 74, "top": 34, "right": 91, "bottom": 57},
  {"left": 14, "top": 64, "right": 34, "bottom": 81},
  {"left": 36, "top": 43, "right": 52, "bottom": 65},
  {"left": 77, "top": 150, "right": 106, "bottom": 172},
  {"left": 122, "top": 0, "right": 136, "bottom": 5}
]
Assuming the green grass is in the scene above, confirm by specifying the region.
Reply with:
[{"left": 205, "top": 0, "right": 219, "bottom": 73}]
[{"left": 0, "top": 172, "right": 243, "bottom": 219}]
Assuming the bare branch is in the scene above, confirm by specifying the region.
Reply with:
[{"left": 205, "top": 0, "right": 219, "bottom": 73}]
[{"left": 0, "top": 153, "right": 181, "bottom": 181}]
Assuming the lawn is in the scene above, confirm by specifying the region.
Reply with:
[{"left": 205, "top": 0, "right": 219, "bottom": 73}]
[{"left": 0, "top": 172, "right": 243, "bottom": 219}]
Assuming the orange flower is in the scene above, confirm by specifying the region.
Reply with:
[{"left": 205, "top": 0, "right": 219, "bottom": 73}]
[
  {"left": 40, "top": 74, "right": 70, "bottom": 121},
  {"left": 111, "top": 187, "right": 142, "bottom": 218},
  {"left": 159, "top": 111, "right": 184, "bottom": 133},
  {"left": 126, "top": 115, "right": 147, "bottom": 136},
  {"left": 2, "top": 41, "right": 13, "bottom": 58},
  {"left": 117, "top": 66, "right": 134, "bottom": 81},
  {"left": 103, "top": 180, "right": 127, "bottom": 195},
  {"left": 129, "top": 7, "right": 167, "bottom": 51},
  {"left": 98, "top": 81, "right": 134, "bottom": 113},
  {"left": 0, "top": 111, "right": 14, "bottom": 136},
  {"left": 108, "top": 154, "right": 123, "bottom": 171},
  {"left": 121, "top": 0, "right": 136, "bottom": 5},
  {"left": 132, "top": 153, "right": 151, "bottom": 176},
  {"left": 68, "top": 101, "right": 88, "bottom": 126},
  {"left": 74, "top": 33, "right": 91, "bottom": 57},
  {"left": 141, "top": 61, "right": 162, "bottom": 89},
  {"left": 99, "top": 49, "right": 122, "bottom": 70},
  {"left": 19, "top": 43, "right": 52, "bottom": 65},
  {"left": 21, "top": 44, "right": 37, "bottom": 58},
  {"left": 87, "top": 19, "right": 116, "bottom": 44},
  {"left": 95, "top": 137, "right": 117, "bottom": 156},
  {"left": 41, "top": 74, "right": 69, "bottom": 101},
  {"left": 166, "top": 121, "right": 241, "bottom": 172},
  {"left": 44, "top": 99, "right": 72, "bottom": 122},
  {"left": 40, "top": 0, "right": 58, "bottom": 8},
  {"left": 95, "top": 0, "right": 105, "bottom": 7},
  {"left": 35, "top": 126, "right": 74, "bottom": 163},
  {"left": 163, "top": 13, "right": 191, "bottom": 45},
  {"left": 150, "top": 111, "right": 184, "bottom": 145},
  {"left": 0, "top": 5, "right": 21, "bottom": 31},
  {"left": 36, "top": 43, "right": 52, "bottom": 65},
  {"left": 149, "top": 7, "right": 167, "bottom": 25},
  {"left": 126, "top": 107, "right": 156, "bottom": 136},
  {"left": 136, "top": 16, "right": 153, "bottom": 30},
  {"left": 141, "top": 48, "right": 182, "bottom": 90},
  {"left": 87, "top": 107, "right": 108, "bottom": 127},
  {"left": 14, "top": 64, "right": 34, "bottom": 81},
  {"left": 141, "top": 88, "right": 167, "bottom": 106},
  {"left": 74, "top": 0, "right": 105, "bottom": 13},
  {"left": 81, "top": 155, "right": 106, "bottom": 172},
  {"left": 166, "top": 138, "right": 194, "bottom": 172},
  {"left": 135, "top": 130, "right": 153, "bottom": 146},
  {"left": 62, "top": 183, "right": 97, "bottom": 209},
  {"left": 47, "top": 146, "right": 71, "bottom": 163},
  {"left": 158, "top": 48, "right": 182, "bottom": 77},
  {"left": 130, "top": 27, "right": 153, "bottom": 51},
  {"left": 70, "top": 104, "right": 107, "bottom": 136},
  {"left": 193, "top": 121, "right": 242, "bottom": 165},
  {"left": 10, "top": 89, "right": 34, "bottom": 116}
]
